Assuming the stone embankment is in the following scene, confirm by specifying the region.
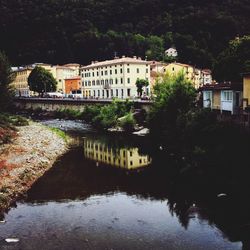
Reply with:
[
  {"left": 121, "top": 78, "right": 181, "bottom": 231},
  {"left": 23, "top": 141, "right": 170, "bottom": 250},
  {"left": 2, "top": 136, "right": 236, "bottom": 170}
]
[{"left": 0, "top": 122, "right": 69, "bottom": 216}]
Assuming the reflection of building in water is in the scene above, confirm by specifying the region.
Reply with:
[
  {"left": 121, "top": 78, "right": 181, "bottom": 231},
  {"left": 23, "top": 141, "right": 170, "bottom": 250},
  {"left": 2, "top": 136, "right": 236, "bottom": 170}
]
[{"left": 84, "top": 139, "right": 151, "bottom": 169}]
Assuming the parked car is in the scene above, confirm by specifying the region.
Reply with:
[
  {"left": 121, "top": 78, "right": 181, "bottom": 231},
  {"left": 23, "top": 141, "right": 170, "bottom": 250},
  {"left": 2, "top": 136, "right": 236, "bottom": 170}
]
[{"left": 44, "top": 92, "right": 63, "bottom": 98}]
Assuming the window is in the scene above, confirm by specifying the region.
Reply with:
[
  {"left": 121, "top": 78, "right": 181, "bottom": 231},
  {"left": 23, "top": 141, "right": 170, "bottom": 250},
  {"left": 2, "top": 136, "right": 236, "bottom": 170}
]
[
  {"left": 130, "top": 161, "right": 133, "bottom": 166},
  {"left": 127, "top": 78, "right": 130, "bottom": 84},
  {"left": 115, "top": 69, "right": 117, "bottom": 74},
  {"left": 115, "top": 78, "right": 118, "bottom": 84},
  {"left": 222, "top": 91, "right": 233, "bottom": 101},
  {"left": 92, "top": 80, "right": 95, "bottom": 86},
  {"left": 127, "top": 68, "right": 130, "bottom": 73},
  {"left": 121, "top": 78, "right": 123, "bottom": 84},
  {"left": 116, "top": 89, "right": 118, "bottom": 96},
  {"left": 120, "top": 68, "right": 123, "bottom": 74},
  {"left": 101, "top": 71, "right": 103, "bottom": 76},
  {"left": 146, "top": 68, "right": 148, "bottom": 73},
  {"left": 204, "top": 91, "right": 212, "bottom": 100},
  {"left": 92, "top": 72, "right": 94, "bottom": 77},
  {"left": 172, "top": 67, "right": 175, "bottom": 71},
  {"left": 97, "top": 72, "right": 99, "bottom": 76},
  {"left": 105, "top": 70, "right": 108, "bottom": 75},
  {"left": 137, "top": 68, "right": 139, "bottom": 73},
  {"left": 110, "top": 70, "right": 112, "bottom": 75}
]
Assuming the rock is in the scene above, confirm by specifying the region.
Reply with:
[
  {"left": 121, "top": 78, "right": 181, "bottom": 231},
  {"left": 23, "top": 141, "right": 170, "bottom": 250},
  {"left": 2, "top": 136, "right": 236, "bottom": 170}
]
[
  {"left": 217, "top": 193, "right": 227, "bottom": 198},
  {"left": 5, "top": 238, "right": 19, "bottom": 243},
  {"left": 132, "top": 128, "right": 149, "bottom": 136}
]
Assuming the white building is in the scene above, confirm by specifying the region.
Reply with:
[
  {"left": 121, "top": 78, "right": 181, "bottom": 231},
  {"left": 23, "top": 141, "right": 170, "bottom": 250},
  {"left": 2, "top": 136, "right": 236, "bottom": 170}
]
[
  {"left": 81, "top": 56, "right": 150, "bottom": 99},
  {"left": 201, "top": 69, "right": 213, "bottom": 85},
  {"left": 165, "top": 47, "right": 178, "bottom": 57}
]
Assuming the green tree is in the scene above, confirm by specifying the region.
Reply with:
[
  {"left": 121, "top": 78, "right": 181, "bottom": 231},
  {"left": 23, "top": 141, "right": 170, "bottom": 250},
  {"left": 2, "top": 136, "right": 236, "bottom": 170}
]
[
  {"left": 28, "top": 66, "right": 57, "bottom": 95},
  {"left": 149, "top": 73, "right": 196, "bottom": 142},
  {"left": 136, "top": 79, "right": 149, "bottom": 97},
  {"left": 214, "top": 35, "right": 250, "bottom": 82},
  {"left": 145, "top": 35, "right": 164, "bottom": 61},
  {"left": 0, "top": 51, "right": 15, "bottom": 111}
]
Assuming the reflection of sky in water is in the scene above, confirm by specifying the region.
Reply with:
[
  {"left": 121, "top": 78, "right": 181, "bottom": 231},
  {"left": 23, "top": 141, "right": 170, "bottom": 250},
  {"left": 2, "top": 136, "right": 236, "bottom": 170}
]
[
  {"left": 41, "top": 119, "right": 92, "bottom": 132},
  {"left": 84, "top": 138, "right": 151, "bottom": 169},
  {"left": 0, "top": 194, "right": 242, "bottom": 250}
]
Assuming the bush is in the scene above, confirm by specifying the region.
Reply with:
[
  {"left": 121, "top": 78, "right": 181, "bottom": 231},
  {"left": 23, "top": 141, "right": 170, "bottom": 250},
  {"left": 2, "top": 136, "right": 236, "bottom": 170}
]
[
  {"left": 119, "top": 112, "right": 136, "bottom": 132},
  {"left": 82, "top": 100, "right": 134, "bottom": 130}
]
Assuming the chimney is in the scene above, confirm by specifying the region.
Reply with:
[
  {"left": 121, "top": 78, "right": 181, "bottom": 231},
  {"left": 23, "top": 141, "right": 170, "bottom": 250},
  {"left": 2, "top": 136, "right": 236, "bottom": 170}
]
[
  {"left": 122, "top": 55, "right": 125, "bottom": 58},
  {"left": 133, "top": 56, "right": 137, "bottom": 59}
]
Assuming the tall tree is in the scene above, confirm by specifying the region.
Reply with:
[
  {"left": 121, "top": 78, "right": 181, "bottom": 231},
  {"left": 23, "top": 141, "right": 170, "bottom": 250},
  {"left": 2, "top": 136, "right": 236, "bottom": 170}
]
[
  {"left": 28, "top": 66, "right": 57, "bottom": 95},
  {"left": 149, "top": 72, "right": 196, "bottom": 141},
  {"left": 0, "top": 51, "right": 15, "bottom": 111}
]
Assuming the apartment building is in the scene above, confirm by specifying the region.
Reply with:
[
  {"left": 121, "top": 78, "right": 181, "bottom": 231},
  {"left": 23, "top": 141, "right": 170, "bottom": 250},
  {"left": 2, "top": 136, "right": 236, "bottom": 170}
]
[
  {"left": 81, "top": 56, "right": 150, "bottom": 99},
  {"left": 11, "top": 63, "right": 80, "bottom": 96},
  {"left": 150, "top": 61, "right": 212, "bottom": 89},
  {"left": 11, "top": 67, "right": 33, "bottom": 97}
]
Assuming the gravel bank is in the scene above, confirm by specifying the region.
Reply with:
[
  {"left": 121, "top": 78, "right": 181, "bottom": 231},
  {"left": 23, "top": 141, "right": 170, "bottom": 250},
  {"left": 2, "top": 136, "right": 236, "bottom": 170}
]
[{"left": 0, "top": 122, "right": 69, "bottom": 216}]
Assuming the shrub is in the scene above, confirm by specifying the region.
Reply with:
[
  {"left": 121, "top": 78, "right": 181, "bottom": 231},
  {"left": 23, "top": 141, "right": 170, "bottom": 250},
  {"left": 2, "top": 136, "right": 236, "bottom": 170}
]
[{"left": 119, "top": 112, "right": 136, "bottom": 132}]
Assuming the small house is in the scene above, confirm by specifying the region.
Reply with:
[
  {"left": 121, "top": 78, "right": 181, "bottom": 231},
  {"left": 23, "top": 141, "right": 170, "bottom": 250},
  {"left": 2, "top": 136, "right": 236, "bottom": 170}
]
[{"left": 201, "top": 82, "right": 243, "bottom": 114}]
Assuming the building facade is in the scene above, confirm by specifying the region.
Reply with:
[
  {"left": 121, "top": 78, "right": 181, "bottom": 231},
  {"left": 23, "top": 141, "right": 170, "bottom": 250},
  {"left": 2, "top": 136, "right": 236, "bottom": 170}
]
[
  {"left": 65, "top": 77, "right": 82, "bottom": 94},
  {"left": 81, "top": 56, "right": 150, "bottom": 99},
  {"left": 165, "top": 48, "right": 178, "bottom": 57},
  {"left": 243, "top": 73, "right": 250, "bottom": 109},
  {"left": 11, "top": 67, "right": 33, "bottom": 97},
  {"left": 11, "top": 63, "right": 80, "bottom": 96},
  {"left": 201, "top": 82, "right": 243, "bottom": 114},
  {"left": 150, "top": 61, "right": 213, "bottom": 90}
]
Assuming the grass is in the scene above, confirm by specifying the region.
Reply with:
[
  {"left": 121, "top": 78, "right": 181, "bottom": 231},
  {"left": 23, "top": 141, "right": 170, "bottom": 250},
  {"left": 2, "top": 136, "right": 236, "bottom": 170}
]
[
  {"left": 49, "top": 127, "right": 69, "bottom": 142},
  {"left": 0, "top": 113, "right": 29, "bottom": 145}
]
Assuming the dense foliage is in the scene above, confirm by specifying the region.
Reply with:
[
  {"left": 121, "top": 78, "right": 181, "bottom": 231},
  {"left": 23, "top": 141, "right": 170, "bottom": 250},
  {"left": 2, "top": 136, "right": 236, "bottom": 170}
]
[
  {"left": 0, "top": 51, "right": 15, "bottom": 111},
  {"left": 149, "top": 73, "right": 196, "bottom": 143},
  {"left": 0, "top": 0, "right": 249, "bottom": 80},
  {"left": 28, "top": 66, "right": 57, "bottom": 95},
  {"left": 214, "top": 35, "right": 250, "bottom": 81},
  {"left": 82, "top": 100, "right": 134, "bottom": 131}
]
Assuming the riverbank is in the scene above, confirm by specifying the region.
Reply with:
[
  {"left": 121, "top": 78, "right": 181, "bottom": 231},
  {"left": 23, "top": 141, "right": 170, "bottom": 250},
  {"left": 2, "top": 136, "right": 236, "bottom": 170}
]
[{"left": 0, "top": 121, "right": 69, "bottom": 216}]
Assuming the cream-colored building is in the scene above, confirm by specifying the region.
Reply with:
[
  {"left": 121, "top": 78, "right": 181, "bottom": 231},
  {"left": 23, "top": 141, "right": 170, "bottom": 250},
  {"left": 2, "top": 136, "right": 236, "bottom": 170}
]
[
  {"left": 150, "top": 61, "right": 212, "bottom": 89},
  {"left": 12, "top": 63, "right": 80, "bottom": 96},
  {"left": 84, "top": 138, "right": 151, "bottom": 169},
  {"left": 11, "top": 67, "right": 33, "bottom": 96},
  {"left": 165, "top": 47, "right": 178, "bottom": 57},
  {"left": 81, "top": 56, "right": 150, "bottom": 99}
]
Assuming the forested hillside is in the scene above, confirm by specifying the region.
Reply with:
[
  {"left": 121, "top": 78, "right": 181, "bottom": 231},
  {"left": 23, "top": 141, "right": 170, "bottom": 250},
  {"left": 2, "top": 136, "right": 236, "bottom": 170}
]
[{"left": 0, "top": 0, "right": 250, "bottom": 80}]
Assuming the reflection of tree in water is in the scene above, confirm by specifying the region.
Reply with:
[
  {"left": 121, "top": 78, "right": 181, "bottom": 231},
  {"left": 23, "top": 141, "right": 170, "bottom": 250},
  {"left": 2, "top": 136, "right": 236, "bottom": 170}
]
[
  {"left": 166, "top": 193, "right": 250, "bottom": 250},
  {"left": 25, "top": 145, "right": 250, "bottom": 249}
]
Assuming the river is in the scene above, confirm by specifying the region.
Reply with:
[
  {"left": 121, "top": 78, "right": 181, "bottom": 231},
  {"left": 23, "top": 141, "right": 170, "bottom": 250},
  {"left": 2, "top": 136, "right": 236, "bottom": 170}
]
[{"left": 0, "top": 119, "right": 247, "bottom": 249}]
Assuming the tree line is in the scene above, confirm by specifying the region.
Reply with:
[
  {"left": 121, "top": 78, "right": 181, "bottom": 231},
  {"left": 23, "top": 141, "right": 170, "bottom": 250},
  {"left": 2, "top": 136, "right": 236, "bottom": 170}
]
[{"left": 0, "top": 0, "right": 250, "bottom": 81}]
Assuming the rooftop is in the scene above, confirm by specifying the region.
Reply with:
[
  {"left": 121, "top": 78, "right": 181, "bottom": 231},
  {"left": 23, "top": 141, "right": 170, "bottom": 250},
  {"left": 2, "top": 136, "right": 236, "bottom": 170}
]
[
  {"left": 82, "top": 56, "right": 149, "bottom": 69},
  {"left": 200, "top": 82, "right": 243, "bottom": 91}
]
